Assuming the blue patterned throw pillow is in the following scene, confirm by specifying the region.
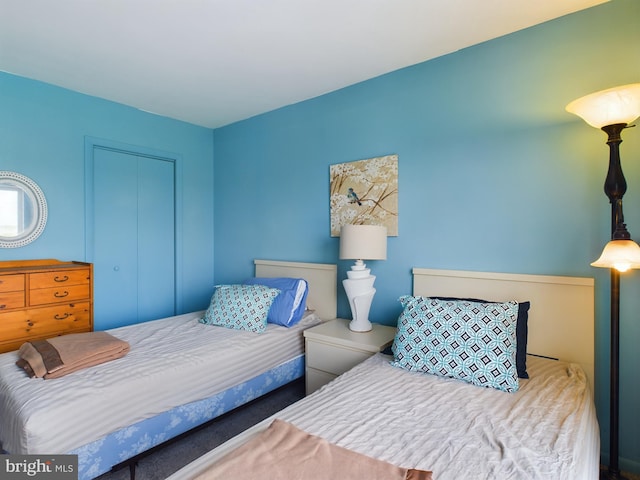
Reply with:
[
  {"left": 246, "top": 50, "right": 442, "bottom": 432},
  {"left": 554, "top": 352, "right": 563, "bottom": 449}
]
[
  {"left": 391, "top": 296, "right": 520, "bottom": 392},
  {"left": 200, "top": 284, "right": 280, "bottom": 333}
]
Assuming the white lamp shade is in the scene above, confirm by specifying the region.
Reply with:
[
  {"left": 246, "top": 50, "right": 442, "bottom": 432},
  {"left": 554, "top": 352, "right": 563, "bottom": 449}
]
[
  {"left": 566, "top": 83, "right": 640, "bottom": 128},
  {"left": 339, "top": 224, "right": 387, "bottom": 260},
  {"left": 591, "top": 239, "right": 640, "bottom": 272}
]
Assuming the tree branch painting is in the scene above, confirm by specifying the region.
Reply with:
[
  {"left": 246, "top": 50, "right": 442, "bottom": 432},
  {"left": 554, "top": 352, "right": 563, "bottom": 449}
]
[{"left": 330, "top": 154, "right": 398, "bottom": 237}]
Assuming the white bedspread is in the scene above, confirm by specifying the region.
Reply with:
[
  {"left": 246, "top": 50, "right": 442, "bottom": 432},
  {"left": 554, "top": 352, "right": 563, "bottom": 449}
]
[
  {"left": 0, "top": 310, "right": 321, "bottom": 455},
  {"left": 171, "top": 353, "right": 600, "bottom": 480}
]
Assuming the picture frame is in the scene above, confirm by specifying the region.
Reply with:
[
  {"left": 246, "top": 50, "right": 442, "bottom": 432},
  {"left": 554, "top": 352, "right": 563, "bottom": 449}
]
[{"left": 329, "top": 154, "right": 398, "bottom": 237}]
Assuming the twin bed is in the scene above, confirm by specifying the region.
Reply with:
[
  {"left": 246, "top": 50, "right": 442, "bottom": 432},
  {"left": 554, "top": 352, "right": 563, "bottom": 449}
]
[
  {"left": 0, "top": 262, "right": 600, "bottom": 480},
  {"left": 0, "top": 259, "right": 337, "bottom": 480},
  {"left": 168, "top": 267, "right": 599, "bottom": 480}
]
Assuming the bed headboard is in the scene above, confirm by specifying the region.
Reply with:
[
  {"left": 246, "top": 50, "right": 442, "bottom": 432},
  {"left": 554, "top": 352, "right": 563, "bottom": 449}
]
[
  {"left": 412, "top": 268, "right": 595, "bottom": 389},
  {"left": 254, "top": 259, "right": 337, "bottom": 321}
]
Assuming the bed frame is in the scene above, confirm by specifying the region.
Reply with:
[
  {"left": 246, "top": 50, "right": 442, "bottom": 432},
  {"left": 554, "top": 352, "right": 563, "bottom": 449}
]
[
  {"left": 69, "top": 259, "right": 337, "bottom": 479},
  {"left": 412, "top": 268, "right": 595, "bottom": 390}
]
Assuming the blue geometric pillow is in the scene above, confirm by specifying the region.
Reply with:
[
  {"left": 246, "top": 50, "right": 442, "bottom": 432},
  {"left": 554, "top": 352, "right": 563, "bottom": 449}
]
[
  {"left": 432, "top": 296, "right": 531, "bottom": 379},
  {"left": 391, "top": 296, "right": 520, "bottom": 392},
  {"left": 200, "top": 284, "right": 280, "bottom": 333}
]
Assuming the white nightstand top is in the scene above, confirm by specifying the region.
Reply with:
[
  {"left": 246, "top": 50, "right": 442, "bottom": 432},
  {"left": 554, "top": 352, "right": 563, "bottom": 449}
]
[{"left": 304, "top": 318, "right": 396, "bottom": 353}]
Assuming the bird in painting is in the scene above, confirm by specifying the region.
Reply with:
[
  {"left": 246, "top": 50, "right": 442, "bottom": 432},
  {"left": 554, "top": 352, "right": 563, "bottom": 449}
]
[{"left": 347, "top": 188, "right": 362, "bottom": 206}]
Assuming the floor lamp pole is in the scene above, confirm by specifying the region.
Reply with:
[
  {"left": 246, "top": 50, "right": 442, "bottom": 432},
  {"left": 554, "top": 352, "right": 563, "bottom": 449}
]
[
  {"left": 604, "top": 124, "right": 626, "bottom": 480},
  {"left": 608, "top": 267, "right": 621, "bottom": 480}
]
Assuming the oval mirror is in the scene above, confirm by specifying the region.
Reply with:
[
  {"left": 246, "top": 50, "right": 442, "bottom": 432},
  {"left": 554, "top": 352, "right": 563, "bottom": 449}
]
[{"left": 0, "top": 171, "right": 48, "bottom": 248}]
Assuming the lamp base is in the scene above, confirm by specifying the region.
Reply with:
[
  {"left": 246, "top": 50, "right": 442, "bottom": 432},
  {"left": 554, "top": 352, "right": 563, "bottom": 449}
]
[
  {"left": 343, "top": 262, "right": 377, "bottom": 333},
  {"left": 600, "top": 467, "right": 629, "bottom": 480},
  {"left": 349, "top": 317, "right": 372, "bottom": 332}
]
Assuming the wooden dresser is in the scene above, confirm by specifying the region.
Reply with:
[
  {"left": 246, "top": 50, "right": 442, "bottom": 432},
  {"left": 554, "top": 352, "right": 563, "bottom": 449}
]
[{"left": 0, "top": 259, "right": 93, "bottom": 353}]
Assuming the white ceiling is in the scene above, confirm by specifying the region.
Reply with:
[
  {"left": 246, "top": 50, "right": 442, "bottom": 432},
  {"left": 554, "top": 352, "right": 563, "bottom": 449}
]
[{"left": 1, "top": 0, "right": 608, "bottom": 129}]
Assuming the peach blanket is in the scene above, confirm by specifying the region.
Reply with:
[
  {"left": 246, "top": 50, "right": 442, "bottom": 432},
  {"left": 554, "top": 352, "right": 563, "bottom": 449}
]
[
  {"left": 195, "top": 419, "right": 432, "bottom": 480},
  {"left": 16, "top": 331, "right": 130, "bottom": 379}
]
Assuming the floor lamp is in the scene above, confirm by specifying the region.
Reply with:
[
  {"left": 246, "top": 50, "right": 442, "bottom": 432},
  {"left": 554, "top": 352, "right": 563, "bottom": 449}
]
[{"left": 567, "top": 83, "right": 640, "bottom": 480}]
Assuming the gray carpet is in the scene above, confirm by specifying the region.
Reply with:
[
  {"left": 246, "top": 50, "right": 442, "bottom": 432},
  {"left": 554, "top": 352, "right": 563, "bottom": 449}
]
[{"left": 96, "top": 378, "right": 305, "bottom": 480}]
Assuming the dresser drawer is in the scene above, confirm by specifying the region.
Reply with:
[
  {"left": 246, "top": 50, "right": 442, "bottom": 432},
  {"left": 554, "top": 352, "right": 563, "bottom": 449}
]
[
  {"left": 0, "top": 302, "right": 92, "bottom": 344},
  {"left": 0, "top": 274, "right": 25, "bottom": 292},
  {"left": 0, "top": 309, "right": 28, "bottom": 344},
  {"left": 29, "top": 284, "right": 90, "bottom": 306},
  {"left": 29, "top": 269, "right": 90, "bottom": 289},
  {"left": 0, "top": 291, "right": 26, "bottom": 310},
  {"left": 306, "top": 339, "right": 372, "bottom": 376},
  {"left": 305, "top": 367, "right": 337, "bottom": 394}
]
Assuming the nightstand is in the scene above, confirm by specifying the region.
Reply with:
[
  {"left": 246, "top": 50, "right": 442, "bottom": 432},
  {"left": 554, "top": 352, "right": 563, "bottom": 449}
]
[{"left": 303, "top": 318, "right": 396, "bottom": 395}]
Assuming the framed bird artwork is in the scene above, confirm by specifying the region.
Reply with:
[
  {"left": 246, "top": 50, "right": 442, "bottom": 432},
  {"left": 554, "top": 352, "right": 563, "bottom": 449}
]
[{"left": 330, "top": 154, "right": 398, "bottom": 237}]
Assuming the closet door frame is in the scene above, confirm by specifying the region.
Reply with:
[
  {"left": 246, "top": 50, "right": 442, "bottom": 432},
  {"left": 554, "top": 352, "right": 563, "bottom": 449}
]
[{"left": 84, "top": 136, "right": 184, "bottom": 318}]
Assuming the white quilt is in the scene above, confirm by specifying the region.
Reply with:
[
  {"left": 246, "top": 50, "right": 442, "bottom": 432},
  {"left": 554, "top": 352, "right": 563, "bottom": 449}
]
[
  {"left": 171, "top": 353, "right": 600, "bottom": 480},
  {"left": 0, "top": 310, "right": 321, "bottom": 455}
]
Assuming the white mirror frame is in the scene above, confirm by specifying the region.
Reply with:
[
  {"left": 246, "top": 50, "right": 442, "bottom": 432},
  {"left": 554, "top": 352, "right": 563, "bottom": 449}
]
[{"left": 0, "top": 171, "right": 48, "bottom": 248}]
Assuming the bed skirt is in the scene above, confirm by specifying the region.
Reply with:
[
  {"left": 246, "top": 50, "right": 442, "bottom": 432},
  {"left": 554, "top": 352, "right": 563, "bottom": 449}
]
[{"left": 73, "top": 354, "right": 305, "bottom": 480}]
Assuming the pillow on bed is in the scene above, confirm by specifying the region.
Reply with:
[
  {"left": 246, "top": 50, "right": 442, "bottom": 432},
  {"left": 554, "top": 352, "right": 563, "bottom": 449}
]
[
  {"left": 243, "top": 277, "right": 309, "bottom": 327},
  {"left": 391, "top": 296, "right": 520, "bottom": 393},
  {"left": 200, "top": 284, "right": 280, "bottom": 333},
  {"left": 432, "top": 296, "right": 530, "bottom": 379}
]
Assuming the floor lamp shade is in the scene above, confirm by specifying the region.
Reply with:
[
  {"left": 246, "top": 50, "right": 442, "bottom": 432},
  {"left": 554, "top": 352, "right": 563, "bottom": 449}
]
[
  {"left": 339, "top": 224, "right": 387, "bottom": 332},
  {"left": 591, "top": 239, "right": 640, "bottom": 272},
  {"left": 566, "top": 83, "right": 640, "bottom": 128}
]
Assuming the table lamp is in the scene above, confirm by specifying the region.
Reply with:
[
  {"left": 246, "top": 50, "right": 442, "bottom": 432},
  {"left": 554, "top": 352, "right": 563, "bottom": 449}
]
[{"left": 339, "top": 224, "right": 387, "bottom": 332}]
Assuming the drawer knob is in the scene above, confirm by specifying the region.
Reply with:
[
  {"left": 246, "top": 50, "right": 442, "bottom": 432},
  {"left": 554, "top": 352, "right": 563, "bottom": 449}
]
[
  {"left": 27, "top": 322, "right": 34, "bottom": 327},
  {"left": 0, "top": 304, "right": 5, "bottom": 309},
  {"left": 55, "top": 313, "right": 70, "bottom": 320},
  {"left": 54, "top": 275, "right": 69, "bottom": 282},
  {"left": 54, "top": 291, "right": 69, "bottom": 298}
]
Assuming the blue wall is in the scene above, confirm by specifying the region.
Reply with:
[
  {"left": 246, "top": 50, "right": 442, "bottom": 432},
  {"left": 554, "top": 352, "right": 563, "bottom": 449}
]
[
  {"left": 0, "top": 72, "right": 216, "bottom": 314},
  {"left": 213, "top": 0, "right": 640, "bottom": 472}
]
